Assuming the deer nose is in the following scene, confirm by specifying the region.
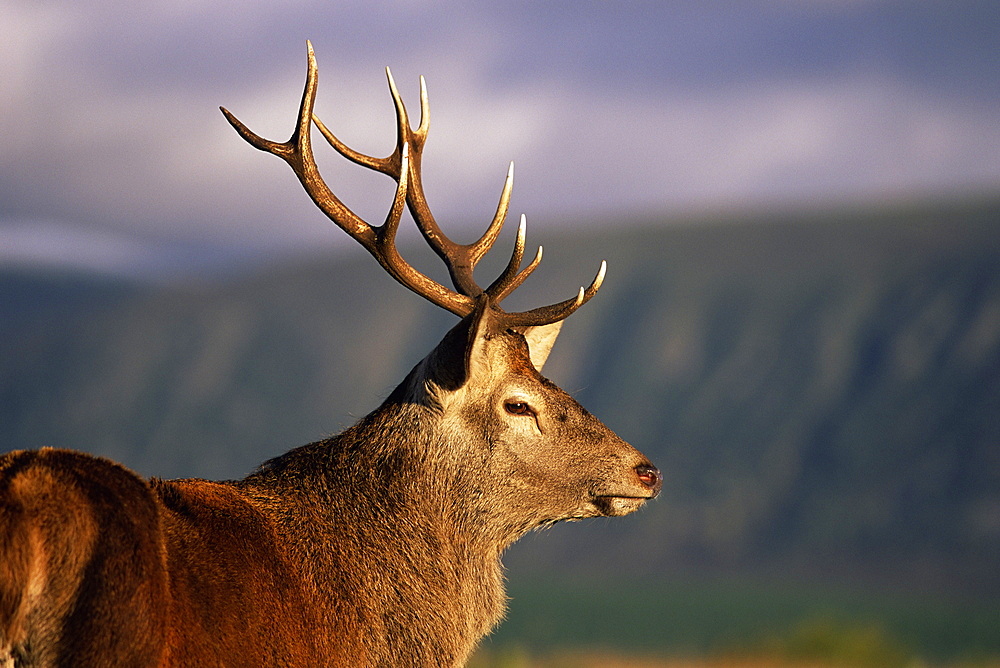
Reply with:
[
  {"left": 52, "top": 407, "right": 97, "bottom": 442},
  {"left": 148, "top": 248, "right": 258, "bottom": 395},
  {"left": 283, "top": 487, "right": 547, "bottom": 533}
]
[{"left": 634, "top": 464, "right": 662, "bottom": 495}]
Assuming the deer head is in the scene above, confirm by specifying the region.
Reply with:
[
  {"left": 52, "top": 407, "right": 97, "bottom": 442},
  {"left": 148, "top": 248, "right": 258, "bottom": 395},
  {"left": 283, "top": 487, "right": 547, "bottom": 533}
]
[{"left": 221, "top": 42, "right": 660, "bottom": 545}]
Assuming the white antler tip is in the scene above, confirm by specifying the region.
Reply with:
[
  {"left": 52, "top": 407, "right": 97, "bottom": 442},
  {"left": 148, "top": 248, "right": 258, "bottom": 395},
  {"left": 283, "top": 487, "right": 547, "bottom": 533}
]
[
  {"left": 591, "top": 260, "right": 607, "bottom": 292},
  {"left": 502, "top": 162, "right": 514, "bottom": 189}
]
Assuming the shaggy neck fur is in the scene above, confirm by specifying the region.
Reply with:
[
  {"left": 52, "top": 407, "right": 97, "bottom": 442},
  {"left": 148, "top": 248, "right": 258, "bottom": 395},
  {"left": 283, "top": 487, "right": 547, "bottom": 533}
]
[{"left": 240, "top": 393, "right": 510, "bottom": 667}]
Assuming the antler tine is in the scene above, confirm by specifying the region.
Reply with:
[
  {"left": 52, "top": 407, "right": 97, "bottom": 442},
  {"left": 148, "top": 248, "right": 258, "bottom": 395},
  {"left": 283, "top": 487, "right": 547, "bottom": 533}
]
[
  {"left": 486, "top": 214, "right": 543, "bottom": 304},
  {"left": 385, "top": 68, "right": 409, "bottom": 147},
  {"left": 310, "top": 68, "right": 404, "bottom": 176},
  {"left": 312, "top": 115, "right": 391, "bottom": 174},
  {"left": 222, "top": 41, "right": 473, "bottom": 318},
  {"left": 471, "top": 162, "right": 515, "bottom": 267},
  {"left": 426, "top": 160, "right": 515, "bottom": 296},
  {"left": 417, "top": 75, "right": 430, "bottom": 137},
  {"left": 502, "top": 260, "right": 607, "bottom": 328}
]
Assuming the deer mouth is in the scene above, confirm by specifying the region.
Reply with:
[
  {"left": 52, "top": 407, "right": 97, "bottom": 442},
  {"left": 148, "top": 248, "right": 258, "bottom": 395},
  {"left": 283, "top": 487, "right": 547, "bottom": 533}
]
[
  {"left": 591, "top": 494, "right": 653, "bottom": 517},
  {"left": 591, "top": 464, "right": 661, "bottom": 516}
]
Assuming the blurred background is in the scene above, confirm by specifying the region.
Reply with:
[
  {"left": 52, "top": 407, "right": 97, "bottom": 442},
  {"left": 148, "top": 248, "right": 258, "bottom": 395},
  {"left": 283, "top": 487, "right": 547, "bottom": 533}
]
[{"left": 3, "top": 2, "right": 999, "bottom": 666}]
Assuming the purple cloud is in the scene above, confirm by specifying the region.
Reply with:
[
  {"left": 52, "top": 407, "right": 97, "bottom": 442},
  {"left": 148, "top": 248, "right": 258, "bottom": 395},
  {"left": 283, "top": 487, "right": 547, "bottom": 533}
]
[{"left": 2, "top": 1, "right": 998, "bottom": 275}]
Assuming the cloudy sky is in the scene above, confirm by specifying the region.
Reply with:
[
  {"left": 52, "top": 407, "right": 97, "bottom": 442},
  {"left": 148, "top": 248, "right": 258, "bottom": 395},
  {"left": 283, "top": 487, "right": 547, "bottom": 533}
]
[{"left": 3, "top": 1, "right": 998, "bottom": 276}]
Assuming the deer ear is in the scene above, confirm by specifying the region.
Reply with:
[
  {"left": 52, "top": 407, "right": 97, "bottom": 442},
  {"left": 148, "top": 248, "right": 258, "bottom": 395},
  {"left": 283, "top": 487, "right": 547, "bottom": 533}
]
[
  {"left": 521, "top": 320, "right": 563, "bottom": 372},
  {"left": 462, "top": 298, "right": 496, "bottom": 384},
  {"left": 421, "top": 298, "right": 495, "bottom": 393}
]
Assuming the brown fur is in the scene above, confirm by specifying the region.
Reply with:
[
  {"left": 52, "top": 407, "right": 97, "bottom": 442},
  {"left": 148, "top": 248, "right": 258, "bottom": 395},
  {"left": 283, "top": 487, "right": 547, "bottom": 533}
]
[{"left": 1, "top": 305, "right": 659, "bottom": 667}]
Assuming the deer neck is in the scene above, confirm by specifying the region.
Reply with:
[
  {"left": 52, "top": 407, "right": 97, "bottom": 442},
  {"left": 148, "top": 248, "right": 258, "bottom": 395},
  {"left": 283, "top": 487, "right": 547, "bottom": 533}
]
[{"left": 240, "top": 403, "right": 508, "bottom": 659}]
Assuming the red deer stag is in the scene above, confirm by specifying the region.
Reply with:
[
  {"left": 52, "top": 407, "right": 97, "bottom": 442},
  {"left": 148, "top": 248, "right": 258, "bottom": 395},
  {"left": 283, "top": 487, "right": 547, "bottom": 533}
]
[{"left": 0, "top": 42, "right": 661, "bottom": 667}]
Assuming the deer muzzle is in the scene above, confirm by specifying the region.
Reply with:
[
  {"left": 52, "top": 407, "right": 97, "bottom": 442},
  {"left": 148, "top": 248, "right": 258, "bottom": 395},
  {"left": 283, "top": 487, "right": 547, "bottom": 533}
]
[{"left": 589, "top": 461, "right": 662, "bottom": 517}]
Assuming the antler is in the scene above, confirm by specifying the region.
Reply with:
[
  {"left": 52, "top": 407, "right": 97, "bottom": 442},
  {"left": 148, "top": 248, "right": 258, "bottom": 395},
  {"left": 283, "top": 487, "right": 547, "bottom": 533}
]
[{"left": 220, "top": 41, "right": 605, "bottom": 327}]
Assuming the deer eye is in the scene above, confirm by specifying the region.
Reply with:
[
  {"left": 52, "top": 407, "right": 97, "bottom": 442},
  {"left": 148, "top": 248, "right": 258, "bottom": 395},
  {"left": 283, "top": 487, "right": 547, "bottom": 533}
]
[{"left": 504, "top": 401, "right": 534, "bottom": 417}]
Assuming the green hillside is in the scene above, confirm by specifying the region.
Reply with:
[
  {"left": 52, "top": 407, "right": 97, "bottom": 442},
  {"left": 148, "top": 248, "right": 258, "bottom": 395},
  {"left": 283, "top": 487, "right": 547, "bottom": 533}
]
[
  {"left": 3, "top": 197, "right": 999, "bottom": 658},
  {"left": 506, "top": 198, "right": 1000, "bottom": 597}
]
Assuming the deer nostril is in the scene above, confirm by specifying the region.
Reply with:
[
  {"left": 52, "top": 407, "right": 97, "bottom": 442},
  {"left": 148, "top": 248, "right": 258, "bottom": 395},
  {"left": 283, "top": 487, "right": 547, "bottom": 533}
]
[{"left": 634, "top": 464, "right": 661, "bottom": 490}]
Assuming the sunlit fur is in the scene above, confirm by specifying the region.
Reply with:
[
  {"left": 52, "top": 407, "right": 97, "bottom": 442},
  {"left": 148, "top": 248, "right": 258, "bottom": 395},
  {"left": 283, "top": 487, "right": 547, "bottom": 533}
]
[{"left": 0, "top": 306, "right": 658, "bottom": 667}]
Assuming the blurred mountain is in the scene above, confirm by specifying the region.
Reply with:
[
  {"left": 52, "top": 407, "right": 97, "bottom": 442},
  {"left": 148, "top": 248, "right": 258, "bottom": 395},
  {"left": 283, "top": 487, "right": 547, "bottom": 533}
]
[{"left": 3, "top": 196, "right": 999, "bottom": 597}]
